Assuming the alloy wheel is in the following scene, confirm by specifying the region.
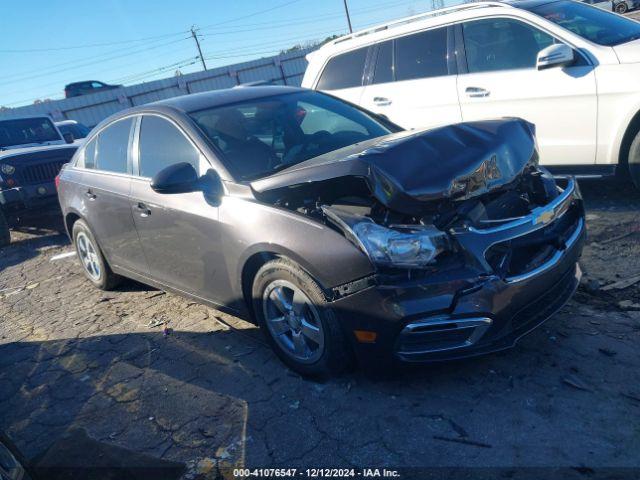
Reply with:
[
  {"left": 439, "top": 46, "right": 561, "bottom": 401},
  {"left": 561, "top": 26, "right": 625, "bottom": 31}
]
[
  {"left": 76, "top": 231, "right": 101, "bottom": 281},
  {"left": 262, "top": 279, "right": 325, "bottom": 364}
]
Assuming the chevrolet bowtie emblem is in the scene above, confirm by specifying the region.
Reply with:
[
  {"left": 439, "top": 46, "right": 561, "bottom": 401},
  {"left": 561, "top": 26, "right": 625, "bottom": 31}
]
[{"left": 536, "top": 209, "right": 555, "bottom": 225}]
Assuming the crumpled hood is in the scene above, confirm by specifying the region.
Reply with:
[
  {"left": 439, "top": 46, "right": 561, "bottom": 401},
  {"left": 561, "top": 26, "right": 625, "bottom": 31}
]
[
  {"left": 613, "top": 39, "right": 640, "bottom": 64},
  {"left": 251, "top": 118, "right": 538, "bottom": 215}
]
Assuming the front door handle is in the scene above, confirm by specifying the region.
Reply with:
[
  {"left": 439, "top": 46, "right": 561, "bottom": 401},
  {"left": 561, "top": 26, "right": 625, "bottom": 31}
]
[
  {"left": 136, "top": 202, "right": 151, "bottom": 217},
  {"left": 465, "top": 87, "right": 490, "bottom": 98},
  {"left": 85, "top": 189, "right": 96, "bottom": 200},
  {"left": 373, "top": 96, "right": 392, "bottom": 106}
]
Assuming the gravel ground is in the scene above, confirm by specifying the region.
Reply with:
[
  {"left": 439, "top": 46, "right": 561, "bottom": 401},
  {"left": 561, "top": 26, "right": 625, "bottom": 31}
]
[{"left": 0, "top": 177, "right": 639, "bottom": 479}]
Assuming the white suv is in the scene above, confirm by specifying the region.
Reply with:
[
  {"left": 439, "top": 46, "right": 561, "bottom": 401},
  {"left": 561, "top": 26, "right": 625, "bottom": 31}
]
[{"left": 302, "top": 0, "right": 640, "bottom": 187}]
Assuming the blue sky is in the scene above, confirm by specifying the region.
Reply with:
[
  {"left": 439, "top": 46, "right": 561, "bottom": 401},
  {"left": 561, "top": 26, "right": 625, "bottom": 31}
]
[{"left": 0, "top": 0, "right": 456, "bottom": 108}]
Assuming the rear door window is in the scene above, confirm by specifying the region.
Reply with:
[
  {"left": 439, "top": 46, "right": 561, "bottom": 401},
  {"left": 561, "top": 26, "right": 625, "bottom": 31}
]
[
  {"left": 138, "top": 116, "right": 200, "bottom": 178},
  {"left": 395, "top": 27, "right": 449, "bottom": 81},
  {"left": 94, "top": 118, "right": 133, "bottom": 174},
  {"left": 316, "top": 47, "right": 368, "bottom": 90}
]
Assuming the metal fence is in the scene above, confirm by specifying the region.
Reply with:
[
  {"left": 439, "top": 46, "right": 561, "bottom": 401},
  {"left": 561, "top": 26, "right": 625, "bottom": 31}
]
[{"left": 0, "top": 47, "right": 315, "bottom": 127}]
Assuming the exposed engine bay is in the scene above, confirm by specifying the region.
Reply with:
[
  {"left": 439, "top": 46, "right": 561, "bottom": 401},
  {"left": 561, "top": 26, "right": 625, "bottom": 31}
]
[{"left": 251, "top": 118, "right": 583, "bottom": 279}]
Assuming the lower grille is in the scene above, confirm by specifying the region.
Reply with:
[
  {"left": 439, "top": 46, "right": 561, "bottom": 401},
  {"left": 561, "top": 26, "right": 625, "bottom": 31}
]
[{"left": 21, "top": 161, "right": 66, "bottom": 184}]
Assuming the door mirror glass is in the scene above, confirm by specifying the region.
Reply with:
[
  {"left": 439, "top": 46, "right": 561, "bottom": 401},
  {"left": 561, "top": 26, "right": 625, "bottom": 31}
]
[
  {"left": 151, "top": 162, "right": 200, "bottom": 194},
  {"left": 62, "top": 132, "right": 75, "bottom": 144},
  {"left": 537, "top": 44, "right": 575, "bottom": 70}
]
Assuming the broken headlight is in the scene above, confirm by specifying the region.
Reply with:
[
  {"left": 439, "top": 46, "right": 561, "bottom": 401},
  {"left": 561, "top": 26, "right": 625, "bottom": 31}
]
[
  {"left": 322, "top": 205, "right": 450, "bottom": 268},
  {"left": 353, "top": 222, "right": 449, "bottom": 268}
]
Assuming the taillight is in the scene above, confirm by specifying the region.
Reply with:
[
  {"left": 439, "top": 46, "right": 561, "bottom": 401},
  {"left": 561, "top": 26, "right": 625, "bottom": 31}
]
[{"left": 55, "top": 174, "right": 61, "bottom": 190}]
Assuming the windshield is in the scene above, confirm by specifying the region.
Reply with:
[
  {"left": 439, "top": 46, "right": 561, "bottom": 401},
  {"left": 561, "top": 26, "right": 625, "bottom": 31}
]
[
  {"left": 57, "top": 122, "right": 90, "bottom": 139},
  {"left": 529, "top": 0, "right": 640, "bottom": 46},
  {"left": 0, "top": 117, "right": 61, "bottom": 148},
  {"left": 189, "top": 91, "right": 394, "bottom": 181}
]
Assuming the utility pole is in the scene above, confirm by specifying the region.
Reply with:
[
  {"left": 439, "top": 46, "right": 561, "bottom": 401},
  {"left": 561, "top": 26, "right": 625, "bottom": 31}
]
[
  {"left": 343, "top": 0, "right": 353, "bottom": 33},
  {"left": 190, "top": 25, "right": 207, "bottom": 71}
]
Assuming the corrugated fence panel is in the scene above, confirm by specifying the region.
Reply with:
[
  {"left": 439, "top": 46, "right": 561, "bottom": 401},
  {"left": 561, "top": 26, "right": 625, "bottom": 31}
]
[
  {"left": 64, "top": 100, "right": 126, "bottom": 127},
  {"left": 0, "top": 46, "right": 315, "bottom": 126},
  {"left": 188, "top": 74, "right": 236, "bottom": 93}
]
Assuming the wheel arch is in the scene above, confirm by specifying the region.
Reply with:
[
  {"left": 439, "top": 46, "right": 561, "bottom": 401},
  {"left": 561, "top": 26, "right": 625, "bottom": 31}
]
[
  {"left": 238, "top": 244, "right": 339, "bottom": 322},
  {"left": 64, "top": 210, "right": 83, "bottom": 239},
  {"left": 617, "top": 108, "right": 640, "bottom": 177}
]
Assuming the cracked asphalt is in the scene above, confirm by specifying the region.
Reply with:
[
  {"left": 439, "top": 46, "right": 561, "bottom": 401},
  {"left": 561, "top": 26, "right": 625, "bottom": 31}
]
[{"left": 1, "top": 177, "right": 639, "bottom": 478}]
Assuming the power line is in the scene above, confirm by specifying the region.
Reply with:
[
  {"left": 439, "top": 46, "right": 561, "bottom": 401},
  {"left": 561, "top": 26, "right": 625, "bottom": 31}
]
[
  {"left": 199, "top": 0, "right": 305, "bottom": 29},
  {"left": 0, "top": 37, "right": 191, "bottom": 88},
  {"left": 0, "top": 30, "right": 189, "bottom": 54}
]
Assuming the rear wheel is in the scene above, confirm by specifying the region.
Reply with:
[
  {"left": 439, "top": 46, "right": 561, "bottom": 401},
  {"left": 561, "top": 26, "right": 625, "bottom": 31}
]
[
  {"left": 0, "top": 210, "right": 10, "bottom": 248},
  {"left": 615, "top": 2, "right": 628, "bottom": 13},
  {"left": 72, "top": 219, "right": 121, "bottom": 290},
  {"left": 252, "top": 258, "right": 352, "bottom": 377},
  {"left": 627, "top": 129, "right": 640, "bottom": 190}
]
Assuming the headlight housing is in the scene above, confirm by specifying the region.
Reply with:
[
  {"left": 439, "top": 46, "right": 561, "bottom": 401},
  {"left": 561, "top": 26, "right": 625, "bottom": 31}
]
[
  {"left": 322, "top": 206, "right": 449, "bottom": 268},
  {"left": 0, "top": 164, "right": 15, "bottom": 175},
  {"left": 353, "top": 222, "right": 449, "bottom": 268}
]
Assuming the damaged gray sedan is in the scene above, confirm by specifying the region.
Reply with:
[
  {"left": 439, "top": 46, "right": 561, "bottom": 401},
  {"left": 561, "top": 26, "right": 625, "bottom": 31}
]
[{"left": 57, "top": 87, "right": 585, "bottom": 376}]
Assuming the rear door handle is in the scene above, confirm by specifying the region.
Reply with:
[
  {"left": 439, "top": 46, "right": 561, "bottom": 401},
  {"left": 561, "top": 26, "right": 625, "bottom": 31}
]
[
  {"left": 373, "top": 96, "right": 392, "bottom": 106},
  {"left": 465, "top": 87, "right": 490, "bottom": 98},
  {"left": 85, "top": 189, "right": 96, "bottom": 200},
  {"left": 136, "top": 202, "right": 151, "bottom": 217}
]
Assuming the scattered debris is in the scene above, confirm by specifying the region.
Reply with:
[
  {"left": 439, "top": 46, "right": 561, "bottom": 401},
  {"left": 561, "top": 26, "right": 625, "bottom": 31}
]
[
  {"left": 601, "top": 274, "right": 640, "bottom": 291},
  {"left": 50, "top": 251, "right": 76, "bottom": 262},
  {"left": 232, "top": 348, "right": 254, "bottom": 358},
  {"left": 25, "top": 282, "right": 39, "bottom": 290},
  {"left": 562, "top": 374, "right": 593, "bottom": 392},
  {"left": 621, "top": 392, "right": 640, "bottom": 403},
  {"left": 618, "top": 300, "right": 640, "bottom": 311},
  {"left": 162, "top": 327, "right": 172, "bottom": 337},
  {"left": 599, "top": 230, "right": 638, "bottom": 245},
  {"left": 598, "top": 348, "right": 617, "bottom": 357},
  {"left": 289, "top": 400, "right": 300, "bottom": 410},
  {"left": 448, "top": 419, "right": 468, "bottom": 438},
  {"left": 146, "top": 291, "right": 166, "bottom": 299},
  {"left": 147, "top": 318, "right": 166, "bottom": 328},
  {"left": 433, "top": 435, "right": 492, "bottom": 448}
]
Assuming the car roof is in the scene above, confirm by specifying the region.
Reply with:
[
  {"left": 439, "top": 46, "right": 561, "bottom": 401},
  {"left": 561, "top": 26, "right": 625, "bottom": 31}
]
[
  {"left": 142, "top": 86, "right": 305, "bottom": 114},
  {"left": 505, "top": 0, "right": 562, "bottom": 9}
]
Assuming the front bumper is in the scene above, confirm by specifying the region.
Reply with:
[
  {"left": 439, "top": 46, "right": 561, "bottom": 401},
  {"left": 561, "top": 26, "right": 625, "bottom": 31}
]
[
  {"left": 0, "top": 182, "right": 59, "bottom": 213},
  {"left": 330, "top": 178, "right": 585, "bottom": 364}
]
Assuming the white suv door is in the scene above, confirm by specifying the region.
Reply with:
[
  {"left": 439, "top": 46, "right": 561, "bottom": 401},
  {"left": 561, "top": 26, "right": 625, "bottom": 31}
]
[
  {"left": 358, "top": 26, "right": 462, "bottom": 130},
  {"left": 456, "top": 17, "right": 598, "bottom": 166}
]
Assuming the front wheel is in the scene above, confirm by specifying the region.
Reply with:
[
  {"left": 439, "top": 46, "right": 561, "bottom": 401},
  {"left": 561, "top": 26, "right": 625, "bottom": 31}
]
[
  {"left": 0, "top": 210, "right": 10, "bottom": 248},
  {"left": 72, "top": 219, "right": 122, "bottom": 290},
  {"left": 252, "top": 258, "right": 352, "bottom": 377}
]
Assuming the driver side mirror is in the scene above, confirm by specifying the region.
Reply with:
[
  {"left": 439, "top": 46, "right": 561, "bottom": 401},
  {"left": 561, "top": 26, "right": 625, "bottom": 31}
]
[
  {"left": 537, "top": 44, "right": 575, "bottom": 70},
  {"left": 151, "top": 162, "right": 224, "bottom": 198},
  {"left": 62, "top": 132, "right": 75, "bottom": 144}
]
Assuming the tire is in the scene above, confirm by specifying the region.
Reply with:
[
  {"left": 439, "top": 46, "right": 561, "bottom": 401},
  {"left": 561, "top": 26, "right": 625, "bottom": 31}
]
[
  {"left": 0, "top": 210, "right": 10, "bottom": 248},
  {"left": 0, "top": 432, "right": 37, "bottom": 480},
  {"left": 615, "top": 2, "right": 628, "bottom": 13},
  {"left": 627, "top": 129, "right": 640, "bottom": 190},
  {"left": 72, "top": 219, "right": 121, "bottom": 290},
  {"left": 252, "top": 258, "right": 352, "bottom": 377}
]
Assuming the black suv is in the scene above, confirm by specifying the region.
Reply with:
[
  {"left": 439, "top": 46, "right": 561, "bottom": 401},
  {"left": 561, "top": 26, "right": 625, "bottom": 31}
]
[
  {"left": 0, "top": 116, "right": 77, "bottom": 246},
  {"left": 64, "top": 81, "right": 123, "bottom": 98}
]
